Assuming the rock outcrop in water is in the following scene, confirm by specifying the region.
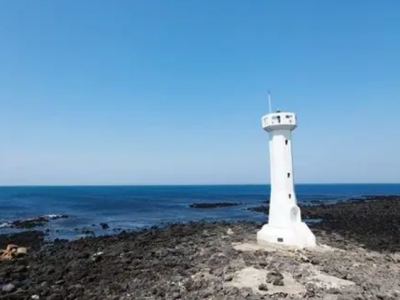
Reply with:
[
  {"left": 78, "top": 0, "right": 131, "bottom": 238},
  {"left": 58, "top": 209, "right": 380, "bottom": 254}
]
[
  {"left": 1, "top": 196, "right": 400, "bottom": 299},
  {"left": 189, "top": 202, "right": 241, "bottom": 208},
  {"left": 1, "top": 215, "right": 68, "bottom": 229}
]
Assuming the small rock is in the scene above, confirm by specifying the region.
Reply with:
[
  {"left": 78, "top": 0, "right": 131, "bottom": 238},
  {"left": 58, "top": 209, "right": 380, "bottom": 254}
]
[
  {"left": 183, "top": 279, "right": 195, "bottom": 291},
  {"left": 68, "top": 284, "right": 84, "bottom": 292},
  {"left": 100, "top": 223, "right": 109, "bottom": 229},
  {"left": 2, "top": 283, "right": 16, "bottom": 292},
  {"left": 77, "top": 251, "right": 90, "bottom": 259},
  {"left": 45, "top": 265, "right": 56, "bottom": 275},
  {"left": 16, "top": 247, "right": 28, "bottom": 256},
  {"left": 326, "top": 288, "right": 341, "bottom": 294},
  {"left": 311, "top": 258, "right": 321, "bottom": 265},
  {"left": 365, "top": 255, "right": 375, "bottom": 262},
  {"left": 240, "top": 288, "right": 252, "bottom": 298},
  {"left": 91, "top": 252, "right": 103, "bottom": 262},
  {"left": 272, "top": 278, "right": 284, "bottom": 286},
  {"left": 258, "top": 283, "right": 269, "bottom": 291},
  {"left": 201, "top": 290, "right": 212, "bottom": 298},
  {"left": 258, "top": 260, "right": 267, "bottom": 267},
  {"left": 224, "top": 274, "right": 233, "bottom": 282},
  {"left": 227, "top": 228, "right": 234, "bottom": 235},
  {"left": 46, "top": 294, "right": 63, "bottom": 300},
  {"left": 376, "top": 292, "right": 394, "bottom": 300},
  {"left": 323, "top": 294, "right": 339, "bottom": 300},
  {"left": 266, "top": 270, "right": 284, "bottom": 283},
  {"left": 274, "top": 292, "right": 289, "bottom": 298},
  {"left": 225, "top": 286, "right": 240, "bottom": 295},
  {"left": 305, "top": 289, "right": 316, "bottom": 297},
  {"left": 385, "top": 254, "right": 397, "bottom": 262},
  {"left": 31, "top": 296, "right": 40, "bottom": 300},
  {"left": 300, "top": 255, "right": 310, "bottom": 263},
  {"left": 108, "top": 282, "right": 125, "bottom": 293},
  {"left": 211, "top": 268, "right": 223, "bottom": 277},
  {"left": 14, "top": 265, "right": 28, "bottom": 273},
  {"left": 337, "top": 295, "right": 353, "bottom": 300}
]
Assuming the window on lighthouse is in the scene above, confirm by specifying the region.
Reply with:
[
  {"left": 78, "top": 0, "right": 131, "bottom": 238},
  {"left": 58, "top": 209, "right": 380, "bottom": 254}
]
[{"left": 285, "top": 139, "right": 288, "bottom": 145}]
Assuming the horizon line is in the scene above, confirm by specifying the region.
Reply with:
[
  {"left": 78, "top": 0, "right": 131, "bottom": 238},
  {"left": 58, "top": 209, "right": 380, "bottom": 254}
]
[{"left": 0, "top": 182, "right": 399, "bottom": 188}]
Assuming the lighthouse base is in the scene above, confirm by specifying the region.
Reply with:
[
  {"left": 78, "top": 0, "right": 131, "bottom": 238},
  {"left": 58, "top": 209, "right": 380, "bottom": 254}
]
[{"left": 257, "top": 222, "right": 316, "bottom": 249}]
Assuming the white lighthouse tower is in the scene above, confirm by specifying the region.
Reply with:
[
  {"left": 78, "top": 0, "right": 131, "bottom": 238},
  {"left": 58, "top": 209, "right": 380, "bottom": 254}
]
[{"left": 257, "top": 101, "right": 316, "bottom": 248}]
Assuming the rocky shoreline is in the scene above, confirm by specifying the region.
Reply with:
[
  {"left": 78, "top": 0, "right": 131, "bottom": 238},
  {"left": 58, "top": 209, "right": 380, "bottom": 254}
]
[
  {"left": 0, "top": 215, "right": 69, "bottom": 230},
  {"left": 1, "top": 196, "right": 400, "bottom": 299}
]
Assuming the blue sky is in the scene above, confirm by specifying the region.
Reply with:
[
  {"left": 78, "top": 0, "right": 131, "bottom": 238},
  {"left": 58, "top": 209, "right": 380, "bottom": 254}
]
[{"left": 0, "top": 0, "right": 399, "bottom": 185}]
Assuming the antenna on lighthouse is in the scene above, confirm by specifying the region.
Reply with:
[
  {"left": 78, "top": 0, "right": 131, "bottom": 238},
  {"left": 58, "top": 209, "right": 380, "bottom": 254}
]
[{"left": 268, "top": 90, "right": 272, "bottom": 113}]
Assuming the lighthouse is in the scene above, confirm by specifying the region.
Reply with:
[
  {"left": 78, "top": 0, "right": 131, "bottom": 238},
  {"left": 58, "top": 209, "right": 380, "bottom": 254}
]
[{"left": 257, "top": 107, "right": 316, "bottom": 248}]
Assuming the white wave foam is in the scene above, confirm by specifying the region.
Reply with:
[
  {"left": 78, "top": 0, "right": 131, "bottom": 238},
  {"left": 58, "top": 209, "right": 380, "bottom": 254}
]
[
  {"left": 0, "top": 222, "right": 11, "bottom": 228},
  {"left": 45, "top": 214, "right": 62, "bottom": 219}
]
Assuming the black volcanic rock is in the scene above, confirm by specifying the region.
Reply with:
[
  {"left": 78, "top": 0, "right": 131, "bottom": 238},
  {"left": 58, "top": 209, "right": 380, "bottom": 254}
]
[
  {"left": 248, "top": 195, "right": 400, "bottom": 252},
  {"left": 2, "top": 215, "right": 69, "bottom": 229},
  {"left": 11, "top": 216, "right": 49, "bottom": 228},
  {"left": 189, "top": 202, "right": 241, "bottom": 208},
  {"left": 100, "top": 223, "right": 110, "bottom": 229},
  {"left": 248, "top": 205, "right": 269, "bottom": 213},
  {"left": 1, "top": 196, "right": 400, "bottom": 299},
  {"left": 0, "top": 230, "right": 44, "bottom": 250}
]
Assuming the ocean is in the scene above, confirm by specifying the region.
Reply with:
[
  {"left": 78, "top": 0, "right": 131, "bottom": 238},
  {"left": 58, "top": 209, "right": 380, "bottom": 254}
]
[{"left": 0, "top": 184, "right": 400, "bottom": 240}]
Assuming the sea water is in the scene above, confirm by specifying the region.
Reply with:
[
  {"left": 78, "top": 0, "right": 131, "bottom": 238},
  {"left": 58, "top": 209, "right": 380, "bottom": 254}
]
[{"left": 0, "top": 184, "right": 399, "bottom": 240}]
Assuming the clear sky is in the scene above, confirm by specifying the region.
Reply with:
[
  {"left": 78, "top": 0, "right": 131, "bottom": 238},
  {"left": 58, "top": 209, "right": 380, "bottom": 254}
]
[{"left": 0, "top": 0, "right": 399, "bottom": 185}]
